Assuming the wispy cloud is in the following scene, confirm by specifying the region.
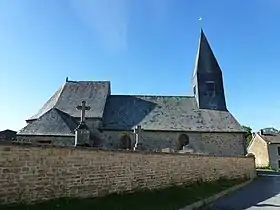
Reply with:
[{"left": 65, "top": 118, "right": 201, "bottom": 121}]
[
  {"left": 70, "top": 0, "right": 172, "bottom": 54},
  {"left": 70, "top": 0, "right": 129, "bottom": 53}
]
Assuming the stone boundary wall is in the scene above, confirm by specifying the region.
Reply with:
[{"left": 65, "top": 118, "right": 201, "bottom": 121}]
[{"left": 0, "top": 142, "right": 256, "bottom": 204}]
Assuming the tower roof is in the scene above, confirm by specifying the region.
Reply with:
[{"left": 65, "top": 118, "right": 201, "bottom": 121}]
[{"left": 193, "top": 29, "right": 222, "bottom": 76}]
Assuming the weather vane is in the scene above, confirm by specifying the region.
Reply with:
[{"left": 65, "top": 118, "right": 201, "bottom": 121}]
[{"left": 198, "top": 17, "right": 203, "bottom": 29}]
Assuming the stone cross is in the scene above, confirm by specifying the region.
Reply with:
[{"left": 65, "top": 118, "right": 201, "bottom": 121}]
[
  {"left": 133, "top": 125, "right": 142, "bottom": 151},
  {"left": 76, "top": 101, "right": 91, "bottom": 123}
]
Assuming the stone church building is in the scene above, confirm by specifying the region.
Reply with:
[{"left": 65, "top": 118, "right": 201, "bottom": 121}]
[{"left": 17, "top": 30, "right": 246, "bottom": 156}]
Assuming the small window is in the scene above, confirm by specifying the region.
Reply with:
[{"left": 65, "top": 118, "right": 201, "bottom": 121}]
[
  {"left": 120, "top": 135, "right": 132, "bottom": 150},
  {"left": 277, "top": 147, "right": 280, "bottom": 155},
  {"left": 193, "top": 86, "right": 196, "bottom": 95},
  {"left": 205, "top": 81, "right": 215, "bottom": 97},
  {"left": 278, "top": 160, "right": 280, "bottom": 169}
]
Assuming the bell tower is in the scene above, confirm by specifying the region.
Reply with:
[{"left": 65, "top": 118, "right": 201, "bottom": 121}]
[{"left": 192, "top": 29, "right": 227, "bottom": 111}]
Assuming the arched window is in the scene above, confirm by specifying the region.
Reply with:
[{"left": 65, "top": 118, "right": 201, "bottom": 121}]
[
  {"left": 120, "top": 135, "right": 132, "bottom": 150},
  {"left": 177, "top": 134, "right": 189, "bottom": 150}
]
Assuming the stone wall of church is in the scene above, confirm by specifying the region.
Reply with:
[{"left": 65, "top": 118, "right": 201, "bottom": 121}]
[
  {"left": 86, "top": 118, "right": 103, "bottom": 128},
  {"left": 102, "top": 131, "right": 245, "bottom": 156},
  {"left": 201, "top": 133, "right": 245, "bottom": 156},
  {"left": 17, "top": 135, "right": 75, "bottom": 146}
]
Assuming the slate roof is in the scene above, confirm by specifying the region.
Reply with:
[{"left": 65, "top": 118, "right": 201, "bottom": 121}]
[
  {"left": 0, "top": 129, "right": 17, "bottom": 134},
  {"left": 0, "top": 129, "right": 17, "bottom": 140},
  {"left": 22, "top": 30, "right": 245, "bottom": 135},
  {"left": 193, "top": 29, "right": 222, "bottom": 76},
  {"left": 260, "top": 133, "right": 280, "bottom": 144},
  {"left": 28, "top": 80, "right": 110, "bottom": 121},
  {"left": 102, "top": 95, "right": 245, "bottom": 132},
  {"left": 18, "top": 108, "right": 78, "bottom": 136}
]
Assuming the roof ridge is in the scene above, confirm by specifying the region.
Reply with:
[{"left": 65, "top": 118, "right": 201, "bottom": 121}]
[
  {"left": 110, "top": 94, "right": 195, "bottom": 98},
  {"left": 54, "top": 108, "right": 78, "bottom": 131},
  {"left": 1, "top": 129, "right": 16, "bottom": 132},
  {"left": 52, "top": 108, "right": 68, "bottom": 116},
  {"left": 66, "top": 80, "right": 110, "bottom": 83},
  {"left": 27, "top": 82, "right": 66, "bottom": 121},
  {"left": 53, "top": 82, "right": 69, "bottom": 110},
  {"left": 37, "top": 108, "right": 60, "bottom": 120},
  {"left": 47, "top": 108, "right": 76, "bottom": 134}
]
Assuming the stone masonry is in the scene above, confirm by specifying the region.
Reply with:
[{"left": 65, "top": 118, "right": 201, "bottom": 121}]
[
  {"left": 248, "top": 134, "right": 269, "bottom": 168},
  {"left": 0, "top": 143, "right": 256, "bottom": 204},
  {"left": 248, "top": 132, "right": 280, "bottom": 169},
  {"left": 17, "top": 131, "right": 245, "bottom": 157},
  {"left": 103, "top": 131, "right": 245, "bottom": 156}
]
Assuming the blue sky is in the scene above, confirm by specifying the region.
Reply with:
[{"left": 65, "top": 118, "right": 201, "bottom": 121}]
[{"left": 0, "top": 0, "right": 280, "bottom": 132}]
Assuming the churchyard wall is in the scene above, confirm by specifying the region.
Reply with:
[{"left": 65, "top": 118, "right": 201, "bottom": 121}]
[
  {"left": 0, "top": 142, "right": 255, "bottom": 204},
  {"left": 103, "top": 131, "right": 245, "bottom": 156}
]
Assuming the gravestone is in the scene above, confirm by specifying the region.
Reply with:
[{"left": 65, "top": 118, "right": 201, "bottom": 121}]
[
  {"left": 178, "top": 145, "right": 194, "bottom": 154},
  {"left": 161, "top": 148, "right": 175, "bottom": 153}
]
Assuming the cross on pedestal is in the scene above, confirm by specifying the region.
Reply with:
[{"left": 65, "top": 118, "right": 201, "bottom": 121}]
[
  {"left": 75, "top": 101, "right": 91, "bottom": 147},
  {"left": 133, "top": 125, "right": 142, "bottom": 151},
  {"left": 76, "top": 101, "right": 91, "bottom": 123}
]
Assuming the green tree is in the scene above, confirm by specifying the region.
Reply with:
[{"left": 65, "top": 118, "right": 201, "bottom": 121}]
[{"left": 242, "top": 125, "right": 252, "bottom": 146}]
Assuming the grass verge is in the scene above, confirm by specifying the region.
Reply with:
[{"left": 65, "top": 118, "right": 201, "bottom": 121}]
[
  {"left": 257, "top": 169, "right": 276, "bottom": 172},
  {"left": 0, "top": 178, "right": 246, "bottom": 210},
  {"left": 257, "top": 166, "right": 279, "bottom": 172}
]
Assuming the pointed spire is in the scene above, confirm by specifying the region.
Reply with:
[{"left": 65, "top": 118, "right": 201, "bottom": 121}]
[
  {"left": 192, "top": 29, "right": 227, "bottom": 111},
  {"left": 193, "top": 29, "right": 221, "bottom": 76}
]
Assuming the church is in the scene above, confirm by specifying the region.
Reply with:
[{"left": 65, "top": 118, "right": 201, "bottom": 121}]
[{"left": 17, "top": 30, "right": 246, "bottom": 156}]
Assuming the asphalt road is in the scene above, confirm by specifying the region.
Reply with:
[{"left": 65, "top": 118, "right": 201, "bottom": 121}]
[{"left": 203, "top": 171, "right": 280, "bottom": 210}]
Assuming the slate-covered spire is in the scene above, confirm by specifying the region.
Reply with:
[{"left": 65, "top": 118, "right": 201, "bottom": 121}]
[
  {"left": 193, "top": 29, "right": 222, "bottom": 76},
  {"left": 192, "top": 29, "right": 227, "bottom": 111}
]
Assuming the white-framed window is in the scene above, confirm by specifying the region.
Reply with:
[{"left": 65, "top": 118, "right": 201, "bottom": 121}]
[{"left": 205, "top": 81, "right": 215, "bottom": 97}]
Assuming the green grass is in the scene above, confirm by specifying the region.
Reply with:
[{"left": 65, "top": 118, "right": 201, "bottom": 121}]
[
  {"left": 0, "top": 178, "right": 246, "bottom": 210},
  {"left": 257, "top": 166, "right": 279, "bottom": 172},
  {"left": 257, "top": 168, "right": 276, "bottom": 172}
]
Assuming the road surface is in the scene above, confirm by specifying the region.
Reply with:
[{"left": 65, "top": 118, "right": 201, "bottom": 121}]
[{"left": 203, "top": 171, "right": 280, "bottom": 209}]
